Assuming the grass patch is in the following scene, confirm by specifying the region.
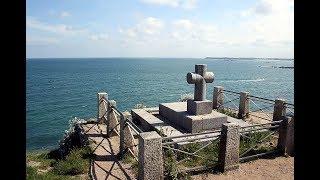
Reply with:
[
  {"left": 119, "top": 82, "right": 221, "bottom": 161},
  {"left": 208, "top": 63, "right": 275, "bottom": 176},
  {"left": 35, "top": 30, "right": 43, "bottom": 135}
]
[
  {"left": 26, "top": 146, "right": 93, "bottom": 179},
  {"left": 217, "top": 108, "right": 238, "bottom": 118},
  {"left": 239, "top": 130, "right": 277, "bottom": 157},
  {"left": 52, "top": 147, "right": 92, "bottom": 175},
  {"left": 163, "top": 130, "right": 278, "bottom": 178},
  {"left": 26, "top": 166, "right": 77, "bottom": 180},
  {"left": 163, "top": 140, "right": 219, "bottom": 179},
  {"left": 122, "top": 152, "right": 139, "bottom": 176}
]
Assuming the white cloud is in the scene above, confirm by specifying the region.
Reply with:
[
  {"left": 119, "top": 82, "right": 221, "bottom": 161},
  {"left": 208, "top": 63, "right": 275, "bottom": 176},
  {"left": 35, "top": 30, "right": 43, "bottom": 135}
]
[
  {"left": 140, "top": 0, "right": 197, "bottom": 10},
  {"left": 27, "top": 36, "right": 60, "bottom": 45},
  {"left": 27, "top": 16, "right": 86, "bottom": 35},
  {"left": 120, "top": 17, "right": 164, "bottom": 38},
  {"left": 89, "top": 33, "right": 109, "bottom": 41},
  {"left": 171, "top": 19, "right": 218, "bottom": 43},
  {"left": 60, "top": 11, "right": 71, "bottom": 18},
  {"left": 242, "top": 0, "right": 294, "bottom": 45},
  {"left": 241, "top": 0, "right": 293, "bottom": 17}
]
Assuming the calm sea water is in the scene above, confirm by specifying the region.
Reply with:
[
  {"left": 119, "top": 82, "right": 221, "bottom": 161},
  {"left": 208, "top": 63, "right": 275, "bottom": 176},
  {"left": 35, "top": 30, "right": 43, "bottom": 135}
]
[{"left": 26, "top": 58, "right": 294, "bottom": 151}]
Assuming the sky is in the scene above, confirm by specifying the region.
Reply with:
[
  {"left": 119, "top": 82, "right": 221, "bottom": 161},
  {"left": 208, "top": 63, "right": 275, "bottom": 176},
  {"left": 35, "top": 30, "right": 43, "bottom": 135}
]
[{"left": 26, "top": 0, "right": 294, "bottom": 58}]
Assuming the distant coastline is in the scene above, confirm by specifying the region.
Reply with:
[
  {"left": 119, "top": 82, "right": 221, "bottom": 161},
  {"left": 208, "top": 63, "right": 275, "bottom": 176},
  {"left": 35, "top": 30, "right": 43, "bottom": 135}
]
[
  {"left": 204, "top": 57, "right": 294, "bottom": 61},
  {"left": 258, "top": 65, "right": 294, "bottom": 69}
]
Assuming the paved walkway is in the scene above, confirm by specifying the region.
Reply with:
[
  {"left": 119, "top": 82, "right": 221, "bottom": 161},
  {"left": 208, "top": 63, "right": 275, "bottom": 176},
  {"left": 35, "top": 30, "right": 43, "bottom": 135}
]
[{"left": 81, "top": 123, "right": 136, "bottom": 180}]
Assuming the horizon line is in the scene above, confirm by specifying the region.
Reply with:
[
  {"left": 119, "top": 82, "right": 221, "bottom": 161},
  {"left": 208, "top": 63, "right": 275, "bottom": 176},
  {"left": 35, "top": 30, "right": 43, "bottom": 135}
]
[{"left": 26, "top": 56, "right": 294, "bottom": 60}]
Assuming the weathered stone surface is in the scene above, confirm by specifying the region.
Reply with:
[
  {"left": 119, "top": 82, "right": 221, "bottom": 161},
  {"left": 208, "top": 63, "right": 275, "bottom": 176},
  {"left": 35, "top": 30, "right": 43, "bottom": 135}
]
[
  {"left": 131, "top": 109, "right": 164, "bottom": 131},
  {"left": 131, "top": 109, "right": 183, "bottom": 137},
  {"left": 97, "top": 92, "right": 108, "bottom": 123},
  {"left": 159, "top": 102, "right": 228, "bottom": 133},
  {"left": 138, "top": 131, "right": 163, "bottom": 180},
  {"left": 187, "top": 99, "right": 212, "bottom": 115},
  {"left": 218, "top": 123, "right": 240, "bottom": 172},
  {"left": 273, "top": 99, "right": 286, "bottom": 121},
  {"left": 238, "top": 91, "right": 249, "bottom": 119},
  {"left": 123, "top": 124, "right": 136, "bottom": 153},
  {"left": 277, "top": 116, "right": 294, "bottom": 156},
  {"left": 213, "top": 86, "right": 224, "bottom": 109},
  {"left": 108, "top": 110, "right": 120, "bottom": 133},
  {"left": 187, "top": 64, "right": 214, "bottom": 101},
  {"left": 226, "top": 116, "right": 251, "bottom": 127}
]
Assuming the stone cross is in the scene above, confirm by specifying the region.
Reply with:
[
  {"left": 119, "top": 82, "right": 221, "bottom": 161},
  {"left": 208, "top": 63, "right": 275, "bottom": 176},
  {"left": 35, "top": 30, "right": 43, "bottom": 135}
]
[{"left": 187, "top": 64, "right": 214, "bottom": 101}]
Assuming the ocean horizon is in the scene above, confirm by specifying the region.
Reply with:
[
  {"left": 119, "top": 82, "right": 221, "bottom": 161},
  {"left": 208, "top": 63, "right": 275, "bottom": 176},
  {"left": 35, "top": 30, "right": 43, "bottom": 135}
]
[{"left": 26, "top": 57, "right": 294, "bottom": 151}]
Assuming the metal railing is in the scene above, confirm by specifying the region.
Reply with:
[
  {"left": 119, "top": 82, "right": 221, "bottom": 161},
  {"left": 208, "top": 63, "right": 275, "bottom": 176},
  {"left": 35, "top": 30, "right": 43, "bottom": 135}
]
[
  {"left": 216, "top": 90, "right": 240, "bottom": 118},
  {"left": 248, "top": 95, "right": 275, "bottom": 121},
  {"left": 216, "top": 88, "right": 294, "bottom": 121},
  {"left": 100, "top": 96, "right": 143, "bottom": 160},
  {"left": 162, "top": 131, "right": 221, "bottom": 174},
  {"left": 239, "top": 120, "right": 282, "bottom": 162}
]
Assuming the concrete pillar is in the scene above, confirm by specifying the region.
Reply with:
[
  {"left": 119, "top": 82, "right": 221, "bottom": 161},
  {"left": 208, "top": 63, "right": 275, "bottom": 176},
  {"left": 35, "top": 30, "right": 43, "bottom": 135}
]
[
  {"left": 238, "top": 92, "right": 249, "bottom": 119},
  {"left": 138, "top": 131, "right": 163, "bottom": 180},
  {"left": 218, "top": 123, "right": 240, "bottom": 172},
  {"left": 273, "top": 99, "right": 286, "bottom": 121},
  {"left": 277, "top": 116, "right": 294, "bottom": 156},
  {"left": 213, "top": 86, "right": 224, "bottom": 109},
  {"left": 97, "top": 92, "right": 108, "bottom": 123}
]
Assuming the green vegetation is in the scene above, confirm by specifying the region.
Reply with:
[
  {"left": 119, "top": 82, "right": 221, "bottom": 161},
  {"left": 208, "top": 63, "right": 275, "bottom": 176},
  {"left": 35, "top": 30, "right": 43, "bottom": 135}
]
[
  {"left": 163, "top": 130, "right": 278, "bottom": 179},
  {"left": 217, "top": 108, "right": 238, "bottom": 118},
  {"left": 163, "top": 139, "right": 219, "bottom": 179},
  {"left": 239, "top": 130, "right": 277, "bottom": 157},
  {"left": 26, "top": 146, "right": 93, "bottom": 180},
  {"left": 122, "top": 152, "right": 139, "bottom": 177},
  {"left": 27, "top": 165, "right": 78, "bottom": 180}
]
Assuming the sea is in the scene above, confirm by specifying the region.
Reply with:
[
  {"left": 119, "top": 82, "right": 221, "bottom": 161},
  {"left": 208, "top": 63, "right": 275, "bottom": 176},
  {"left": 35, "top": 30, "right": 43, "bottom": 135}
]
[{"left": 26, "top": 58, "right": 294, "bottom": 151}]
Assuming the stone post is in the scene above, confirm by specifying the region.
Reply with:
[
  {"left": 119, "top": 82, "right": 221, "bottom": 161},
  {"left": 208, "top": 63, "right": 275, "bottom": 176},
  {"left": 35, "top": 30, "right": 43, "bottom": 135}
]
[
  {"left": 238, "top": 92, "right": 249, "bottom": 119},
  {"left": 218, "top": 123, "right": 240, "bottom": 172},
  {"left": 119, "top": 114, "right": 125, "bottom": 158},
  {"left": 277, "top": 116, "right": 294, "bottom": 156},
  {"left": 138, "top": 131, "right": 163, "bottom": 180},
  {"left": 106, "top": 100, "right": 117, "bottom": 137},
  {"left": 273, "top": 99, "right": 287, "bottom": 121},
  {"left": 213, "top": 86, "right": 224, "bottom": 109},
  {"left": 97, "top": 92, "right": 108, "bottom": 123}
]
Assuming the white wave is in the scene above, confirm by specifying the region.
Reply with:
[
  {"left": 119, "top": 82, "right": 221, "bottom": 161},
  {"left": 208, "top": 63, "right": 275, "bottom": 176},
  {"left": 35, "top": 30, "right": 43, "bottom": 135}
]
[{"left": 222, "top": 78, "right": 265, "bottom": 82}]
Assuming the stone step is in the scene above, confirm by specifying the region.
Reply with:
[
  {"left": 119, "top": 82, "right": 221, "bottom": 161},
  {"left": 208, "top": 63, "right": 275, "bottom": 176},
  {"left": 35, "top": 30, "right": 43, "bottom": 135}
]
[
  {"left": 131, "top": 109, "right": 183, "bottom": 138},
  {"left": 131, "top": 109, "right": 219, "bottom": 146}
]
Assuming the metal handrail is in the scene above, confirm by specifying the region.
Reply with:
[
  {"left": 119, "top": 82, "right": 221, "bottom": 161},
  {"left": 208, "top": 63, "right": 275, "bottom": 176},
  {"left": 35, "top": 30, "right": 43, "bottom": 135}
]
[
  {"left": 239, "top": 120, "right": 282, "bottom": 129},
  {"left": 248, "top": 95, "right": 275, "bottom": 103},
  {"left": 163, "top": 134, "right": 220, "bottom": 145},
  {"left": 162, "top": 129, "right": 221, "bottom": 141},
  {"left": 240, "top": 125, "right": 280, "bottom": 134},
  {"left": 222, "top": 89, "right": 241, "bottom": 95}
]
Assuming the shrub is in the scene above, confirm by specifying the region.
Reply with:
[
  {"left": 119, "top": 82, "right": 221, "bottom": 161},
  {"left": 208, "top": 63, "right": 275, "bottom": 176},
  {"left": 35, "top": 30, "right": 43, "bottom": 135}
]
[{"left": 52, "top": 147, "right": 91, "bottom": 175}]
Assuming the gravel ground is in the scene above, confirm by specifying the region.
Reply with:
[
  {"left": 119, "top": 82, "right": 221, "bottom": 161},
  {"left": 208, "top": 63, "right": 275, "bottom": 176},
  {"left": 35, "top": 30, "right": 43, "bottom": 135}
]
[{"left": 192, "top": 156, "right": 294, "bottom": 180}]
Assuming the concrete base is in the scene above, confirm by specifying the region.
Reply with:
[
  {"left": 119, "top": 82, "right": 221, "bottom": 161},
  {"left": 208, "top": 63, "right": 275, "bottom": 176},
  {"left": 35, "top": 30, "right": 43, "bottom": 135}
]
[
  {"left": 159, "top": 102, "right": 228, "bottom": 133},
  {"left": 187, "top": 99, "right": 212, "bottom": 115}
]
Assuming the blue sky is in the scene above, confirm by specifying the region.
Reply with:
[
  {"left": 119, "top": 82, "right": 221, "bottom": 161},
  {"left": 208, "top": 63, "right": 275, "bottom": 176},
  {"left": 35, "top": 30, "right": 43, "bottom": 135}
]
[{"left": 26, "top": 0, "right": 294, "bottom": 58}]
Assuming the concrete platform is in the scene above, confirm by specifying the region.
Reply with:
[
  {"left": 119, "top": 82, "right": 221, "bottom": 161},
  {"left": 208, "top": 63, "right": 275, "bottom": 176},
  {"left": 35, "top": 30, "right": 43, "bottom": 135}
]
[
  {"left": 159, "top": 102, "right": 228, "bottom": 133},
  {"left": 131, "top": 108, "right": 222, "bottom": 146},
  {"left": 131, "top": 109, "right": 183, "bottom": 137}
]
